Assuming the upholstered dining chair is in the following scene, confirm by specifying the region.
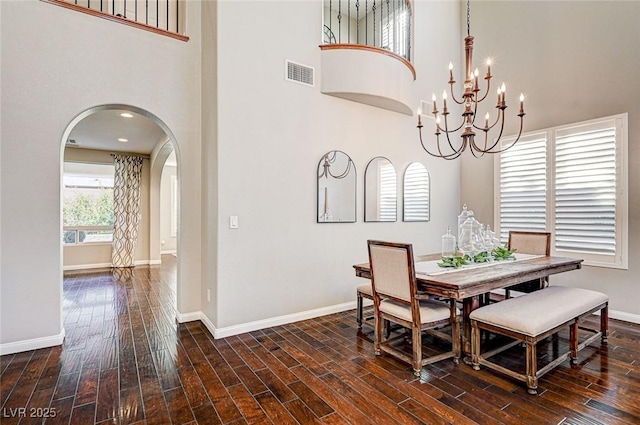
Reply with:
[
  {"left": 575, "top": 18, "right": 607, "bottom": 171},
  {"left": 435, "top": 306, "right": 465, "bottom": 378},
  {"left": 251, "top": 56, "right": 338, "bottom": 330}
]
[
  {"left": 367, "top": 240, "right": 460, "bottom": 376},
  {"left": 504, "top": 231, "right": 551, "bottom": 299}
]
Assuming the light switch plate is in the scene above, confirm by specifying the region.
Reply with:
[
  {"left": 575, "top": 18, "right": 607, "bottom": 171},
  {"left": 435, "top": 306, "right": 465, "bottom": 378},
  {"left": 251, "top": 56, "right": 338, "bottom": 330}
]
[{"left": 229, "top": 215, "right": 238, "bottom": 229}]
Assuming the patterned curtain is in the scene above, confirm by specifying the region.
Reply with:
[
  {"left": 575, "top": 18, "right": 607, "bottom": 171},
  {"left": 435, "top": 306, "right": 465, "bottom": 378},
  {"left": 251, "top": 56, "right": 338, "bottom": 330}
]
[{"left": 112, "top": 154, "right": 144, "bottom": 268}]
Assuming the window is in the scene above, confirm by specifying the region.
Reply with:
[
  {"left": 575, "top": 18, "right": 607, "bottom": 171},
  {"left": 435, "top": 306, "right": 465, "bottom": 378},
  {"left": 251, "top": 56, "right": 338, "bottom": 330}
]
[
  {"left": 63, "top": 162, "right": 115, "bottom": 244},
  {"left": 495, "top": 114, "right": 628, "bottom": 269},
  {"left": 382, "top": 5, "right": 410, "bottom": 59}
]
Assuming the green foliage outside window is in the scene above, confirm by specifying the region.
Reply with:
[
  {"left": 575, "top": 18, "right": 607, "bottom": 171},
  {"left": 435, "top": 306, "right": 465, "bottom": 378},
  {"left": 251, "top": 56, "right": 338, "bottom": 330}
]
[{"left": 63, "top": 189, "right": 114, "bottom": 226}]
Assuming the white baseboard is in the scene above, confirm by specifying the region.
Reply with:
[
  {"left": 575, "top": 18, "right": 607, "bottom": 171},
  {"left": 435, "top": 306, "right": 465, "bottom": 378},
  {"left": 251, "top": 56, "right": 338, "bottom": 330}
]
[
  {"left": 0, "top": 329, "right": 65, "bottom": 356},
  {"left": 176, "top": 311, "right": 202, "bottom": 323},
  {"left": 63, "top": 262, "right": 111, "bottom": 271},
  {"left": 603, "top": 308, "right": 640, "bottom": 325},
  {"left": 160, "top": 250, "right": 177, "bottom": 255},
  {"left": 213, "top": 301, "right": 356, "bottom": 339},
  {"left": 63, "top": 259, "right": 161, "bottom": 271}
]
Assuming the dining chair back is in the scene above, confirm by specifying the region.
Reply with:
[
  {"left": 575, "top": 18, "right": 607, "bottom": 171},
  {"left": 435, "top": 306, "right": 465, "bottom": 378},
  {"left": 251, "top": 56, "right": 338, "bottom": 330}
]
[
  {"left": 505, "top": 231, "right": 552, "bottom": 298},
  {"left": 367, "top": 240, "right": 459, "bottom": 375},
  {"left": 508, "top": 231, "right": 551, "bottom": 256},
  {"left": 368, "top": 242, "right": 415, "bottom": 303}
]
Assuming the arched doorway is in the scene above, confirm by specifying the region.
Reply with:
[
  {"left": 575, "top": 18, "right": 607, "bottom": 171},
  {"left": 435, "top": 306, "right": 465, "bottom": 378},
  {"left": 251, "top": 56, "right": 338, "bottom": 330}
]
[{"left": 60, "top": 104, "right": 182, "bottom": 317}]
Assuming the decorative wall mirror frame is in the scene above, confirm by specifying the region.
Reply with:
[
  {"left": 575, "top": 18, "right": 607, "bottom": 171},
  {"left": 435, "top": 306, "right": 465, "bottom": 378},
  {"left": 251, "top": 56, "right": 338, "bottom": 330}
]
[
  {"left": 317, "top": 150, "right": 356, "bottom": 223},
  {"left": 364, "top": 157, "right": 397, "bottom": 222},
  {"left": 403, "top": 162, "right": 430, "bottom": 222}
]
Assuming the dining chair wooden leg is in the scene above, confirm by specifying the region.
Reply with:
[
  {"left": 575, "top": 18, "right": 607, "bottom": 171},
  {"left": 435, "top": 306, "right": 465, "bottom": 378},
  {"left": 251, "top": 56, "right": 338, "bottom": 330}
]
[
  {"left": 356, "top": 292, "right": 364, "bottom": 328},
  {"left": 374, "top": 315, "right": 382, "bottom": 356},
  {"left": 412, "top": 326, "right": 422, "bottom": 376}
]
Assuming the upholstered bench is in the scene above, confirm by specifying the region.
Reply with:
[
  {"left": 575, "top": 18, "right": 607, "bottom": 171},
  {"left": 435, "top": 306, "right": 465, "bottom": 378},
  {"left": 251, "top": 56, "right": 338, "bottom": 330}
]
[{"left": 470, "top": 286, "right": 608, "bottom": 394}]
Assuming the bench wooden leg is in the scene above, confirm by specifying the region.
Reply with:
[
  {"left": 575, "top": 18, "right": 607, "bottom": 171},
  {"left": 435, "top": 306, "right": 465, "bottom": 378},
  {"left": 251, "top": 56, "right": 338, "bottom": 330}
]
[
  {"left": 601, "top": 304, "right": 609, "bottom": 344},
  {"left": 569, "top": 320, "right": 579, "bottom": 365},
  {"left": 525, "top": 338, "right": 538, "bottom": 395}
]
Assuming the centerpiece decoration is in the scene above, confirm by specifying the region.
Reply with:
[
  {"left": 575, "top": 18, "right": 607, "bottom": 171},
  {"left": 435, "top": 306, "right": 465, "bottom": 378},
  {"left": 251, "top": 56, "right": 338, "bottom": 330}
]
[{"left": 438, "top": 204, "right": 516, "bottom": 268}]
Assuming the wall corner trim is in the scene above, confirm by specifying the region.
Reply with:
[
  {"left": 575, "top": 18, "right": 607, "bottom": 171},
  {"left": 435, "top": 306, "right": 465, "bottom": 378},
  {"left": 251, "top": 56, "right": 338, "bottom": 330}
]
[
  {"left": 0, "top": 329, "right": 65, "bottom": 356},
  {"left": 176, "top": 311, "right": 202, "bottom": 323}
]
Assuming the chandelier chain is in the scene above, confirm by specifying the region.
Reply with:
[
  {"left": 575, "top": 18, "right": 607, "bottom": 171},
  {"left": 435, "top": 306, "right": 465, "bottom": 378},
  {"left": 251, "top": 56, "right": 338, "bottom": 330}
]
[{"left": 466, "top": 0, "right": 470, "bottom": 37}]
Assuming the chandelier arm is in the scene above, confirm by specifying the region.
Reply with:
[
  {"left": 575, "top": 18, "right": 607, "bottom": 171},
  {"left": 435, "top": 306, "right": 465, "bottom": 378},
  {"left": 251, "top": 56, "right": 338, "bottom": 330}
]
[
  {"left": 487, "top": 115, "right": 525, "bottom": 153},
  {"left": 440, "top": 113, "right": 468, "bottom": 154},
  {"left": 449, "top": 84, "right": 464, "bottom": 105},
  {"left": 477, "top": 77, "right": 493, "bottom": 103},
  {"left": 471, "top": 108, "right": 503, "bottom": 131},
  {"left": 418, "top": 126, "right": 461, "bottom": 159},
  {"left": 469, "top": 137, "right": 486, "bottom": 159},
  {"left": 443, "top": 125, "right": 462, "bottom": 154},
  {"left": 481, "top": 111, "right": 507, "bottom": 153},
  {"left": 437, "top": 134, "right": 465, "bottom": 160},
  {"left": 438, "top": 115, "right": 467, "bottom": 133}
]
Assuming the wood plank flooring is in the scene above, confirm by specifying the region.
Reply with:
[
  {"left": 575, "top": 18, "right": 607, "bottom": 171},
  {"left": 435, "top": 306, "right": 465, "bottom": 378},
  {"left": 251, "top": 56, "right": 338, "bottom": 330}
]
[{"left": 2, "top": 255, "right": 639, "bottom": 424}]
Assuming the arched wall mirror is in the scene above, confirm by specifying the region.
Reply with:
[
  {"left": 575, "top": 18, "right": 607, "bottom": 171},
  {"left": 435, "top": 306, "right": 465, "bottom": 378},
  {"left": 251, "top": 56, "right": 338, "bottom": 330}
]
[
  {"left": 364, "top": 157, "right": 397, "bottom": 222},
  {"left": 403, "top": 162, "right": 430, "bottom": 222},
  {"left": 317, "top": 150, "right": 356, "bottom": 223}
]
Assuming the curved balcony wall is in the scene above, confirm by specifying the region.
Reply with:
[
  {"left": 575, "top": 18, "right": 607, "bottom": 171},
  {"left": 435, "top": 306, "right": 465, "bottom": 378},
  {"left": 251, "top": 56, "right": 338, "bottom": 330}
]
[
  {"left": 321, "top": 0, "right": 414, "bottom": 115},
  {"left": 320, "top": 45, "right": 415, "bottom": 115}
]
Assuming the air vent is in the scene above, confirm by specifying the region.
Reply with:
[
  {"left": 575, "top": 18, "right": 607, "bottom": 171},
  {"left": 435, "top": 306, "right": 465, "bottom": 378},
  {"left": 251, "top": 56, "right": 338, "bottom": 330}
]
[
  {"left": 66, "top": 139, "right": 78, "bottom": 146},
  {"left": 420, "top": 100, "right": 433, "bottom": 117},
  {"left": 285, "top": 60, "right": 314, "bottom": 87}
]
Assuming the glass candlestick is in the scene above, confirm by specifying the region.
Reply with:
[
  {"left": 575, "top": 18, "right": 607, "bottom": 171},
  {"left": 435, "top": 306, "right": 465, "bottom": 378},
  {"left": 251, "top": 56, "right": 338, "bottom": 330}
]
[{"left": 442, "top": 226, "right": 456, "bottom": 258}]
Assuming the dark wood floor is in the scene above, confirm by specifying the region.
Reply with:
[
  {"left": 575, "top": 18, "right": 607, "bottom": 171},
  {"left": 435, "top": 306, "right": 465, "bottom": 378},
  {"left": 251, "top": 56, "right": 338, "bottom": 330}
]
[{"left": 2, "top": 256, "right": 640, "bottom": 425}]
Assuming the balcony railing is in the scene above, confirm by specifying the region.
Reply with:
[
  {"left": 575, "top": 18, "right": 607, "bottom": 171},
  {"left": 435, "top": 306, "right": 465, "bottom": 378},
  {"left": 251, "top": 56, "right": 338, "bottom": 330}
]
[
  {"left": 322, "top": 0, "right": 413, "bottom": 62},
  {"left": 41, "top": 0, "right": 188, "bottom": 41}
]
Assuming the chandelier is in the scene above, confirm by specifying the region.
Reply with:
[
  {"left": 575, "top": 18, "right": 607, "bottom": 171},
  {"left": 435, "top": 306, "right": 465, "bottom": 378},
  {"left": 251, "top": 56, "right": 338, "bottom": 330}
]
[{"left": 417, "top": 0, "right": 526, "bottom": 160}]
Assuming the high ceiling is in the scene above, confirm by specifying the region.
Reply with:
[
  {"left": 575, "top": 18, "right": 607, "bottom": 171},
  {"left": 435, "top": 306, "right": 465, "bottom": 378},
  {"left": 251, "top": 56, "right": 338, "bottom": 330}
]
[{"left": 66, "top": 109, "right": 168, "bottom": 155}]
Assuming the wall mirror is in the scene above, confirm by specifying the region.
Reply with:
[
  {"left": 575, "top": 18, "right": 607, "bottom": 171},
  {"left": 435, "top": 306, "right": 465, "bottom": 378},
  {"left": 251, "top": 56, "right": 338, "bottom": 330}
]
[
  {"left": 317, "top": 150, "right": 356, "bottom": 223},
  {"left": 364, "top": 157, "right": 397, "bottom": 222},
  {"left": 403, "top": 162, "right": 430, "bottom": 222}
]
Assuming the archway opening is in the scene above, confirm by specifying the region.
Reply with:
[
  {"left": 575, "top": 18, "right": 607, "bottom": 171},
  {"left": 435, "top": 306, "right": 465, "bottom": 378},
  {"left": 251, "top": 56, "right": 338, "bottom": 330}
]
[{"left": 60, "top": 104, "right": 182, "bottom": 320}]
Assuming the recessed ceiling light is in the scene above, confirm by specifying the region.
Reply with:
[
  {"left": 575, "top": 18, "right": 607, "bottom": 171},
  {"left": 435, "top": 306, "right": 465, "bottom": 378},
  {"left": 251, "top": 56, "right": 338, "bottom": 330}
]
[
  {"left": 118, "top": 138, "right": 128, "bottom": 143},
  {"left": 120, "top": 113, "right": 134, "bottom": 118}
]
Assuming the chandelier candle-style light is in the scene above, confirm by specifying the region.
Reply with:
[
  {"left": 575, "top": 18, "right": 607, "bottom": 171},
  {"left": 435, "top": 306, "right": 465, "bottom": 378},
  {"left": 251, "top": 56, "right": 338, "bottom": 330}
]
[{"left": 417, "top": 0, "right": 526, "bottom": 160}]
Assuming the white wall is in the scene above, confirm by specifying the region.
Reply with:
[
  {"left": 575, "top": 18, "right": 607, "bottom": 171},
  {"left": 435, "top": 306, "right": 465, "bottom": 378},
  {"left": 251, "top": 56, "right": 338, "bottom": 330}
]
[
  {"left": 0, "top": 0, "right": 202, "bottom": 350},
  {"left": 160, "top": 164, "right": 177, "bottom": 253},
  {"left": 211, "top": 0, "right": 462, "bottom": 329},
  {"left": 460, "top": 1, "right": 640, "bottom": 320}
]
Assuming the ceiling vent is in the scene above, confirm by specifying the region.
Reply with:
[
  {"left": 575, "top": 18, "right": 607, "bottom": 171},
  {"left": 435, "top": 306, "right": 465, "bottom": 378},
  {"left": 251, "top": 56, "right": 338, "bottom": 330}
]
[{"left": 285, "top": 60, "right": 314, "bottom": 87}]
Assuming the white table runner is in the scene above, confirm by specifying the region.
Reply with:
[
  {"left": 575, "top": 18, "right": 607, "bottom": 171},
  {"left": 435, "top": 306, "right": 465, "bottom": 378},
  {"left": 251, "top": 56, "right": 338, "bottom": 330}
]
[{"left": 415, "top": 253, "right": 544, "bottom": 277}]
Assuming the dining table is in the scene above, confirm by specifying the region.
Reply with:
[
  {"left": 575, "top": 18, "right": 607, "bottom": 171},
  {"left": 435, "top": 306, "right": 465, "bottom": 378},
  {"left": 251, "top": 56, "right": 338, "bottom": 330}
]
[{"left": 353, "top": 253, "right": 583, "bottom": 355}]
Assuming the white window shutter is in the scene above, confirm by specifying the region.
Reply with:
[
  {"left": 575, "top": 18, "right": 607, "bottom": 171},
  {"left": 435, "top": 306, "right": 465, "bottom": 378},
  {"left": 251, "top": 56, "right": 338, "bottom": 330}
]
[
  {"left": 554, "top": 122, "right": 617, "bottom": 255},
  {"left": 498, "top": 134, "right": 547, "bottom": 243}
]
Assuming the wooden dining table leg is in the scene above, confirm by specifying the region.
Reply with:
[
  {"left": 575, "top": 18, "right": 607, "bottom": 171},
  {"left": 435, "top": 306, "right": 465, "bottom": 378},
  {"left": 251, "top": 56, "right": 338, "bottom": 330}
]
[{"left": 462, "top": 295, "right": 481, "bottom": 356}]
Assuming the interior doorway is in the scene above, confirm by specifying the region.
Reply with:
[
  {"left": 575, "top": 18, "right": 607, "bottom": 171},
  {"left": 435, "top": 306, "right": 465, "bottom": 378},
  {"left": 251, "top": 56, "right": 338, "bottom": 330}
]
[{"left": 60, "top": 104, "right": 182, "bottom": 317}]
